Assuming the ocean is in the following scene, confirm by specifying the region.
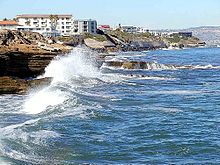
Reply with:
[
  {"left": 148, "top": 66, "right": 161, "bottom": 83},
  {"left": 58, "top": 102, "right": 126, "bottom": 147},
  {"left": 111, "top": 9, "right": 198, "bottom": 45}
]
[{"left": 0, "top": 47, "right": 220, "bottom": 164}]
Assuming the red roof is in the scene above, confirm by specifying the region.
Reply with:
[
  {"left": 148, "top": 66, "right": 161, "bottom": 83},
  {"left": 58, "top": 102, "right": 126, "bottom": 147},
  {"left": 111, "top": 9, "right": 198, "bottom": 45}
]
[
  {"left": 0, "top": 20, "right": 18, "bottom": 26},
  {"left": 100, "top": 25, "right": 110, "bottom": 28}
]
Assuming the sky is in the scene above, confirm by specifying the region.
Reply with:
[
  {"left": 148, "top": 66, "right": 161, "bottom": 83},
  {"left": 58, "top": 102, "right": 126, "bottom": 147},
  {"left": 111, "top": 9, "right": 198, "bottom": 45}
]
[{"left": 0, "top": 0, "right": 220, "bottom": 29}]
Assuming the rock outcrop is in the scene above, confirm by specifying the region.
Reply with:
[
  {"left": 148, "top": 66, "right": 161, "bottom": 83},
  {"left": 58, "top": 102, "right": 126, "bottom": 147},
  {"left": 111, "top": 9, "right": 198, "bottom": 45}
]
[
  {"left": 104, "top": 61, "right": 198, "bottom": 70},
  {"left": 0, "top": 30, "right": 72, "bottom": 94},
  {"left": 105, "top": 61, "right": 178, "bottom": 70},
  {"left": 0, "top": 76, "right": 28, "bottom": 94},
  {"left": 0, "top": 76, "right": 52, "bottom": 94},
  {"left": 0, "top": 30, "right": 71, "bottom": 78},
  {"left": 0, "top": 51, "right": 57, "bottom": 78},
  {"left": 0, "top": 29, "right": 46, "bottom": 46}
]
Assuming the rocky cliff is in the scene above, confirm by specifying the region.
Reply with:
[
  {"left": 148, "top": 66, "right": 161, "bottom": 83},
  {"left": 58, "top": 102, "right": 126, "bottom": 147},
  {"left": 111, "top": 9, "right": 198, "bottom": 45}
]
[
  {"left": 0, "top": 30, "right": 71, "bottom": 94},
  {"left": 0, "top": 30, "right": 71, "bottom": 78}
]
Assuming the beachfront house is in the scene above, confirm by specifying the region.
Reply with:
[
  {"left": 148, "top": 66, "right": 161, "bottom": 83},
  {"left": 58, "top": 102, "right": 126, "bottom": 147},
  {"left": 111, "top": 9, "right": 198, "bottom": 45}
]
[
  {"left": 0, "top": 20, "right": 19, "bottom": 30},
  {"left": 98, "top": 25, "right": 111, "bottom": 32},
  {"left": 16, "top": 14, "right": 74, "bottom": 36},
  {"left": 73, "top": 19, "right": 97, "bottom": 34}
]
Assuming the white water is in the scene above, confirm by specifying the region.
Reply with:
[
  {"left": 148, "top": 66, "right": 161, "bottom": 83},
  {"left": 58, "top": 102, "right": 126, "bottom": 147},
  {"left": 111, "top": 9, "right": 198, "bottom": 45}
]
[
  {"left": 22, "top": 88, "right": 67, "bottom": 114},
  {"left": 19, "top": 47, "right": 217, "bottom": 115},
  {"left": 43, "top": 47, "right": 101, "bottom": 83},
  {"left": 21, "top": 47, "right": 123, "bottom": 115},
  {"left": 21, "top": 47, "right": 99, "bottom": 115}
]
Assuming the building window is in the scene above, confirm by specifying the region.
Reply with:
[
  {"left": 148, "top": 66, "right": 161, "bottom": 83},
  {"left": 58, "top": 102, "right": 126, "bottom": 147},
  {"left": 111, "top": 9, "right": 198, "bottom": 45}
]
[{"left": 66, "top": 26, "right": 71, "bottom": 29}]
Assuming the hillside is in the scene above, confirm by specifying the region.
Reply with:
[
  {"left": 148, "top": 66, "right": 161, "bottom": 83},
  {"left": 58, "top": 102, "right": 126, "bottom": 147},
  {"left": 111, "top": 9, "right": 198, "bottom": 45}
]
[{"left": 183, "top": 26, "right": 220, "bottom": 46}]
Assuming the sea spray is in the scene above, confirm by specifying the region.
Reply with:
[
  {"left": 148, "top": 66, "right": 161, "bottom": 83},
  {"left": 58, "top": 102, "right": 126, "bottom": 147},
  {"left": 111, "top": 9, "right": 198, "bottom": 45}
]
[
  {"left": 43, "top": 46, "right": 101, "bottom": 83},
  {"left": 21, "top": 46, "right": 120, "bottom": 115},
  {"left": 22, "top": 87, "right": 67, "bottom": 114}
]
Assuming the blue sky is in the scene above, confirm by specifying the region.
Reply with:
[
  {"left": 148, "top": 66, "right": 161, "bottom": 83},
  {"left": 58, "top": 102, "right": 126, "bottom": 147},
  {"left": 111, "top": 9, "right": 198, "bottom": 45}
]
[{"left": 0, "top": 0, "right": 220, "bottom": 29}]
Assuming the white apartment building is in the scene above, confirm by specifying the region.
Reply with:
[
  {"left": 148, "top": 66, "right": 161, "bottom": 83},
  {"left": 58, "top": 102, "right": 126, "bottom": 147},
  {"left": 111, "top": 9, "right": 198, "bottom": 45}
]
[
  {"left": 73, "top": 19, "right": 97, "bottom": 34},
  {"left": 16, "top": 14, "right": 74, "bottom": 36}
]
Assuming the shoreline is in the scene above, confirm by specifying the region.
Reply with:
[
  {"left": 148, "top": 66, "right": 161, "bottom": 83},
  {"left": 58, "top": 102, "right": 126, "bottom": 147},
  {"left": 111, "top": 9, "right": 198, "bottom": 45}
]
[{"left": 0, "top": 29, "right": 207, "bottom": 95}]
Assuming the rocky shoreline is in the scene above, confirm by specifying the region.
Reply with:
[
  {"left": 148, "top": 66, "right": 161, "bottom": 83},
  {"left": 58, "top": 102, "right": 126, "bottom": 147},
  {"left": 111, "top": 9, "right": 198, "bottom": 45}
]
[
  {"left": 0, "top": 29, "right": 206, "bottom": 94},
  {"left": 0, "top": 30, "right": 71, "bottom": 94},
  {"left": 0, "top": 76, "right": 51, "bottom": 94}
]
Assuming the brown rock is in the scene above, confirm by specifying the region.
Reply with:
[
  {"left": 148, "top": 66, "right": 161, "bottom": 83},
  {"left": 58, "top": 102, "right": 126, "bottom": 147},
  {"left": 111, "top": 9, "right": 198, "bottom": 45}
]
[
  {"left": 0, "top": 76, "right": 28, "bottom": 94},
  {"left": 0, "top": 76, "right": 52, "bottom": 95}
]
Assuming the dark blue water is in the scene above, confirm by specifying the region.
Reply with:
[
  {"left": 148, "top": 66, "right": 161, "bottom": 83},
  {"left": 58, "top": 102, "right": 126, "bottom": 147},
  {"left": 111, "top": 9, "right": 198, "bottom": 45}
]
[{"left": 0, "top": 47, "right": 220, "bottom": 164}]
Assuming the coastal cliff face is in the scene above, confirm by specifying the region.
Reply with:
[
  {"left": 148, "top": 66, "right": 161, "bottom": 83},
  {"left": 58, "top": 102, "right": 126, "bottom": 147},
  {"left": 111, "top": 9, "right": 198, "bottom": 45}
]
[
  {"left": 0, "top": 30, "right": 70, "bottom": 78},
  {"left": 0, "top": 30, "right": 71, "bottom": 94},
  {"left": 0, "top": 51, "right": 57, "bottom": 78}
]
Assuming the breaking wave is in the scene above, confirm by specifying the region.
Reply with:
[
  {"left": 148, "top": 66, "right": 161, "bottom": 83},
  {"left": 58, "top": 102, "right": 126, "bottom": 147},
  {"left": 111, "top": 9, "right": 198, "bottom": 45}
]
[{"left": 22, "top": 47, "right": 123, "bottom": 115}]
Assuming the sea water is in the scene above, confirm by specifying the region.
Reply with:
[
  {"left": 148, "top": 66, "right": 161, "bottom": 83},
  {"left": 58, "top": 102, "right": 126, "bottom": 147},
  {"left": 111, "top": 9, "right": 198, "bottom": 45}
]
[{"left": 0, "top": 47, "right": 220, "bottom": 164}]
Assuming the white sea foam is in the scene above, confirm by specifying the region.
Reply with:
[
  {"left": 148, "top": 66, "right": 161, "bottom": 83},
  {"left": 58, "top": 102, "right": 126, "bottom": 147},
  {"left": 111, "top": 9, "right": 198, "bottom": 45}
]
[
  {"left": 22, "top": 87, "right": 67, "bottom": 114},
  {"left": 155, "top": 107, "right": 183, "bottom": 113},
  {"left": 150, "top": 90, "right": 201, "bottom": 95},
  {"left": 0, "top": 119, "right": 40, "bottom": 137},
  {"left": 0, "top": 157, "right": 10, "bottom": 165},
  {"left": 21, "top": 47, "right": 123, "bottom": 115},
  {"left": 0, "top": 118, "right": 60, "bottom": 164},
  {"left": 43, "top": 47, "right": 101, "bottom": 83}
]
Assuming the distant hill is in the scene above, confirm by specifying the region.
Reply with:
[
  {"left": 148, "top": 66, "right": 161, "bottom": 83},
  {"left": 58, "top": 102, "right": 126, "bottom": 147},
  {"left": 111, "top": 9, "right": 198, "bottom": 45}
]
[
  {"left": 153, "top": 26, "right": 220, "bottom": 46},
  {"left": 183, "top": 26, "right": 220, "bottom": 46}
]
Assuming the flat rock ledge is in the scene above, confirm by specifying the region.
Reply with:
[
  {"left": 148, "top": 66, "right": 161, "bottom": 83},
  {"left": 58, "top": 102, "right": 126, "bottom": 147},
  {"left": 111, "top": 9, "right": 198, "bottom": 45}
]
[{"left": 0, "top": 76, "right": 52, "bottom": 95}]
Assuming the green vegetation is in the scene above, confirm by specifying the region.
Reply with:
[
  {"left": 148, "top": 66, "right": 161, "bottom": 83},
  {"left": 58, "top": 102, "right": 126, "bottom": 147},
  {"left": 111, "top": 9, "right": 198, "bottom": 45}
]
[
  {"left": 56, "top": 36, "right": 81, "bottom": 43},
  {"left": 165, "top": 33, "right": 200, "bottom": 44},
  {"left": 83, "top": 33, "right": 107, "bottom": 42},
  {"left": 166, "top": 33, "right": 182, "bottom": 43},
  {"left": 108, "top": 30, "right": 155, "bottom": 42}
]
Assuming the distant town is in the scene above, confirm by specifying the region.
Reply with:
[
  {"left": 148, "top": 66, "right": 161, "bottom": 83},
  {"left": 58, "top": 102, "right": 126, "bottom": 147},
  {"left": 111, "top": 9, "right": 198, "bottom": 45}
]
[
  {"left": 0, "top": 14, "right": 194, "bottom": 37},
  {"left": 0, "top": 14, "right": 209, "bottom": 53}
]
